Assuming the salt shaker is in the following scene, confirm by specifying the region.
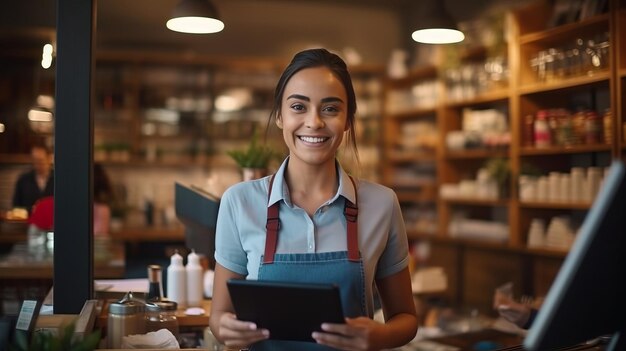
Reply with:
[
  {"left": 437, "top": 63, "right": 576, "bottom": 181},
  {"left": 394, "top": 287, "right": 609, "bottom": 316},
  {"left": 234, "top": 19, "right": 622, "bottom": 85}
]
[{"left": 107, "top": 292, "right": 146, "bottom": 348}]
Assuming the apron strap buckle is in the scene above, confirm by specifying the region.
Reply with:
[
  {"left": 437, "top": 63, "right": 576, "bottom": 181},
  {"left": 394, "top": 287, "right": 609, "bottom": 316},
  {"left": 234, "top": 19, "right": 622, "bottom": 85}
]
[{"left": 344, "top": 204, "right": 358, "bottom": 222}]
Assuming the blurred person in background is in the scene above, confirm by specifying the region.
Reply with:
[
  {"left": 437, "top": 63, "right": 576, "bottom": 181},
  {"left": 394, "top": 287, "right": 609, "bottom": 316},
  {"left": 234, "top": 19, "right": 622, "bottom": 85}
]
[
  {"left": 12, "top": 143, "right": 54, "bottom": 214},
  {"left": 93, "top": 163, "right": 114, "bottom": 236}
]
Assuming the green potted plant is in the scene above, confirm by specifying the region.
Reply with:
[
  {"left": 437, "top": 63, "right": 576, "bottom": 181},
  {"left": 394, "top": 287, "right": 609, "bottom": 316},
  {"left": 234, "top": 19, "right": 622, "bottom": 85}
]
[
  {"left": 227, "top": 129, "right": 280, "bottom": 181},
  {"left": 11, "top": 322, "right": 101, "bottom": 351},
  {"left": 485, "top": 157, "right": 511, "bottom": 199}
]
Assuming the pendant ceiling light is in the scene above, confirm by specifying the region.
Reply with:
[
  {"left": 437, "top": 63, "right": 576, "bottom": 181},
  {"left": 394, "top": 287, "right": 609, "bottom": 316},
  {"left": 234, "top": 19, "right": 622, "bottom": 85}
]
[
  {"left": 166, "top": 0, "right": 224, "bottom": 34},
  {"left": 411, "top": 0, "right": 464, "bottom": 44}
]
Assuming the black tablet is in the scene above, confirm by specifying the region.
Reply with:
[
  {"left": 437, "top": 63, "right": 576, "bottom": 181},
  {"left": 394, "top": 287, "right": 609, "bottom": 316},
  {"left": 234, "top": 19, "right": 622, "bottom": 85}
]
[{"left": 227, "top": 279, "right": 345, "bottom": 342}]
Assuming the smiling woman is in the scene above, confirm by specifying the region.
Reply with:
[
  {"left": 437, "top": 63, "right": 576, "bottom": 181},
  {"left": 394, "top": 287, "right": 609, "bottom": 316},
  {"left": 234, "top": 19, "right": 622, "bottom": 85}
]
[{"left": 209, "top": 48, "right": 418, "bottom": 351}]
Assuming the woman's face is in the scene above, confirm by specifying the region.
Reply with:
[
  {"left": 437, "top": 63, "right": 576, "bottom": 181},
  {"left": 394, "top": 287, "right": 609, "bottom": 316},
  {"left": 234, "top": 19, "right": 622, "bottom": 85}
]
[{"left": 276, "top": 66, "right": 349, "bottom": 167}]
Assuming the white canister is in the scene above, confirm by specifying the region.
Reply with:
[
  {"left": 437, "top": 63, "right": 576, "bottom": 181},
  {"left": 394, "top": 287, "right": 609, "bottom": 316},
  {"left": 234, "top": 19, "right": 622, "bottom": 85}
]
[
  {"left": 548, "top": 172, "right": 561, "bottom": 202},
  {"left": 570, "top": 167, "right": 585, "bottom": 202},
  {"left": 537, "top": 176, "right": 549, "bottom": 201},
  {"left": 167, "top": 251, "right": 187, "bottom": 307},
  {"left": 519, "top": 175, "right": 537, "bottom": 202},
  {"left": 186, "top": 250, "right": 204, "bottom": 307}
]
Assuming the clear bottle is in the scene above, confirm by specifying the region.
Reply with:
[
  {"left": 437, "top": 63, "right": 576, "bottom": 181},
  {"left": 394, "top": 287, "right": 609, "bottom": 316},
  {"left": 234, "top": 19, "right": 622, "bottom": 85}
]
[
  {"left": 186, "top": 250, "right": 204, "bottom": 307},
  {"left": 147, "top": 265, "right": 164, "bottom": 302},
  {"left": 145, "top": 300, "right": 179, "bottom": 340},
  {"left": 167, "top": 251, "right": 187, "bottom": 307}
]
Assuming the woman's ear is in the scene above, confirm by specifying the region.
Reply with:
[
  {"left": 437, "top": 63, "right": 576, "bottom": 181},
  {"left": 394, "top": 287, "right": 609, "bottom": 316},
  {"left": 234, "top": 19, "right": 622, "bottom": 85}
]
[{"left": 276, "top": 114, "right": 283, "bottom": 129}]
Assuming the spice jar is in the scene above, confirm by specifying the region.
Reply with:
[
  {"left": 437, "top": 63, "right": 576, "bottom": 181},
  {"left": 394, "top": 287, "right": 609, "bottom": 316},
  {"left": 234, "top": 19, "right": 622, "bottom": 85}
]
[
  {"left": 145, "top": 300, "right": 180, "bottom": 340},
  {"left": 534, "top": 110, "right": 551, "bottom": 148},
  {"left": 107, "top": 292, "right": 146, "bottom": 348},
  {"left": 585, "top": 110, "right": 602, "bottom": 144}
]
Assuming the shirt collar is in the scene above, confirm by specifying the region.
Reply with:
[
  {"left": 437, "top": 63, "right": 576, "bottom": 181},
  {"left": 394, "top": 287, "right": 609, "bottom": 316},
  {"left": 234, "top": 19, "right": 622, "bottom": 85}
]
[{"left": 267, "top": 157, "right": 357, "bottom": 208}]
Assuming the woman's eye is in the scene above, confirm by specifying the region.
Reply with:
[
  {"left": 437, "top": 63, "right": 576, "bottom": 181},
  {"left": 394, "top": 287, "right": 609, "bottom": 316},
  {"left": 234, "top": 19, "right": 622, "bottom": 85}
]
[
  {"left": 290, "top": 103, "right": 305, "bottom": 111},
  {"left": 323, "top": 105, "right": 340, "bottom": 113}
]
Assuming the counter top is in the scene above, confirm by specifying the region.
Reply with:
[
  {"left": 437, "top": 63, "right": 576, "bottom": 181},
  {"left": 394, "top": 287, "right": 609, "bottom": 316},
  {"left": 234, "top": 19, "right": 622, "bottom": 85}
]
[
  {"left": 0, "top": 240, "right": 125, "bottom": 279},
  {"left": 96, "top": 299, "right": 212, "bottom": 329}
]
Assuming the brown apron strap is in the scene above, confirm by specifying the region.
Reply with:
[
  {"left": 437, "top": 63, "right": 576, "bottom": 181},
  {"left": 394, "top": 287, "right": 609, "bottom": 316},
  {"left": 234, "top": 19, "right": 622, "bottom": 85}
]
[
  {"left": 345, "top": 176, "right": 359, "bottom": 262},
  {"left": 264, "top": 174, "right": 279, "bottom": 264},
  {"left": 263, "top": 174, "right": 360, "bottom": 264}
]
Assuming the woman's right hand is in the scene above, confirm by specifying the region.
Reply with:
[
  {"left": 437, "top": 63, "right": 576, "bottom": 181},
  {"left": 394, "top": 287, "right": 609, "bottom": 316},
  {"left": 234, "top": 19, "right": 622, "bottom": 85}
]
[{"left": 216, "top": 312, "right": 270, "bottom": 348}]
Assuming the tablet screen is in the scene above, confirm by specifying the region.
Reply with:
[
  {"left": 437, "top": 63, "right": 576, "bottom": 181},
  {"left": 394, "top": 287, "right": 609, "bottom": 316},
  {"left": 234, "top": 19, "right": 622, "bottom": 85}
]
[{"left": 227, "top": 279, "right": 345, "bottom": 342}]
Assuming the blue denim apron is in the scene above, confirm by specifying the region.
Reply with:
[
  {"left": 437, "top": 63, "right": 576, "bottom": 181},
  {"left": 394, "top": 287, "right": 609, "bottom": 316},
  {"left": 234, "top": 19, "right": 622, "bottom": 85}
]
[{"left": 250, "top": 174, "right": 366, "bottom": 351}]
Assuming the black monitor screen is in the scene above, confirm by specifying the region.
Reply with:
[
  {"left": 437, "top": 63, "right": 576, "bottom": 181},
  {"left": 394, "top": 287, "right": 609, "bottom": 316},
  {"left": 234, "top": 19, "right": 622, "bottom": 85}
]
[
  {"left": 174, "top": 182, "right": 220, "bottom": 269},
  {"left": 524, "top": 160, "right": 626, "bottom": 350}
]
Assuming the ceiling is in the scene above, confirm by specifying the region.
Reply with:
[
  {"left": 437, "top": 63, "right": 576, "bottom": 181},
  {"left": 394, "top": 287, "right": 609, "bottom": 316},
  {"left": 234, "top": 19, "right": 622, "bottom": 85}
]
[{"left": 0, "top": 0, "right": 532, "bottom": 65}]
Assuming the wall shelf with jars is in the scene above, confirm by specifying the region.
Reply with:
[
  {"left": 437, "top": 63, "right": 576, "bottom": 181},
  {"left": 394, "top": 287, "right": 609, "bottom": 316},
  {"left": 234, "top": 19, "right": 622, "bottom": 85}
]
[{"left": 382, "top": 0, "right": 623, "bottom": 310}]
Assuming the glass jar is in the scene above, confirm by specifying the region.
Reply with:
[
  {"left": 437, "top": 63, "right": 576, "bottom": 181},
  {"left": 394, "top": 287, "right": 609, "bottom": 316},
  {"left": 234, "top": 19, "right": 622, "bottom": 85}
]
[{"left": 145, "top": 300, "right": 179, "bottom": 340}]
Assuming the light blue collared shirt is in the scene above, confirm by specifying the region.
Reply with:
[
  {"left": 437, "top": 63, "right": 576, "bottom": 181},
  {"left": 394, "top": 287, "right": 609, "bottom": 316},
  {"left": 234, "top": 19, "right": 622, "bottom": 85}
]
[{"left": 214, "top": 157, "right": 409, "bottom": 315}]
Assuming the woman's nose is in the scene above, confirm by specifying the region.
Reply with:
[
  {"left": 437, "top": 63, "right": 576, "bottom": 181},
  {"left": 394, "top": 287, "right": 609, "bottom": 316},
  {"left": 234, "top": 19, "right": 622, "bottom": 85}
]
[{"left": 305, "top": 112, "right": 324, "bottom": 128}]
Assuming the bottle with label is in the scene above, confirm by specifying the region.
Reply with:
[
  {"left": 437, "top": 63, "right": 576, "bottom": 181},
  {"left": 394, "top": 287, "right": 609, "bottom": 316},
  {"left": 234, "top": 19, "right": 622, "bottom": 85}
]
[
  {"left": 147, "top": 265, "right": 164, "bottom": 302},
  {"left": 186, "top": 250, "right": 204, "bottom": 307},
  {"left": 167, "top": 251, "right": 187, "bottom": 307},
  {"left": 534, "top": 110, "right": 551, "bottom": 148},
  {"left": 585, "top": 110, "right": 602, "bottom": 144}
]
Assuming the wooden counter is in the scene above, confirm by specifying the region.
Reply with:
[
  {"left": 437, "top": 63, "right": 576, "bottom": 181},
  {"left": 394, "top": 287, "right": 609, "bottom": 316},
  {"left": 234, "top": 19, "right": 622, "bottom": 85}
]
[
  {"left": 96, "top": 299, "right": 212, "bottom": 329},
  {"left": 0, "top": 240, "right": 125, "bottom": 279},
  {"left": 109, "top": 226, "right": 185, "bottom": 243}
]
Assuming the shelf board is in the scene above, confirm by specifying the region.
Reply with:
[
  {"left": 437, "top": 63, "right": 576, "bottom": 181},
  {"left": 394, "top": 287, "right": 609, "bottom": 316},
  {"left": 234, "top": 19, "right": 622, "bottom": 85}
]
[
  {"left": 0, "top": 154, "right": 31, "bottom": 164},
  {"left": 387, "top": 152, "right": 436, "bottom": 163},
  {"left": 444, "top": 149, "right": 509, "bottom": 159},
  {"left": 390, "top": 180, "right": 437, "bottom": 189},
  {"left": 408, "top": 233, "right": 568, "bottom": 258},
  {"left": 443, "top": 88, "right": 509, "bottom": 108},
  {"left": 386, "top": 65, "right": 438, "bottom": 88},
  {"left": 442, "top": 198, "right": 510, "bottom": 207},
  {"left": 395, "top": 189, "right": 437, "bottom": 203},
  {"left": 387, "top": 107, "right": 437, "bottom": 119},
  {"left": 519, "top": 144, "right": 612, "bottom": 156},
  {"left": 621, "top": 68, "right": 626, "bottom": 78},
  {"left": 519, "top": 13, "right": 610, "bottom": 45},
  {"left": 519, "top": 201, "right": 592, "bottom": 210},
  {"left": 519, "top": 71, "right": 610, "bottom": 95},
  {"left": 406, "top": 230, "right": 439, "bottom": 240}
]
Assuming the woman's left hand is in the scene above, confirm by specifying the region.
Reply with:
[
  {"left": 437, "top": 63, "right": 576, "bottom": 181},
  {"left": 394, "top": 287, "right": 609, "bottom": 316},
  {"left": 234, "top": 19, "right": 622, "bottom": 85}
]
[{"left": 311, "top": 317, "right": 383, "bottom": 351}]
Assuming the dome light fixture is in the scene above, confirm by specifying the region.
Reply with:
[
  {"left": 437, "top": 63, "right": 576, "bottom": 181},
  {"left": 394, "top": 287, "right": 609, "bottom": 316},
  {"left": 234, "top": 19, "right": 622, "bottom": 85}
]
[
  {"left": 411, "top": 0, "right": 464, "bottom": 44},
  {"left": 166, "top": 0, "right": 224, "bottom": 34}
]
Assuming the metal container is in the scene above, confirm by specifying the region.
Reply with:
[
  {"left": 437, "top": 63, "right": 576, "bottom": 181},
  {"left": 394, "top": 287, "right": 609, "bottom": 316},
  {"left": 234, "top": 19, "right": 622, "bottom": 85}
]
[{"left": 107, "top": 292, "right": 146, "bottom": 348}]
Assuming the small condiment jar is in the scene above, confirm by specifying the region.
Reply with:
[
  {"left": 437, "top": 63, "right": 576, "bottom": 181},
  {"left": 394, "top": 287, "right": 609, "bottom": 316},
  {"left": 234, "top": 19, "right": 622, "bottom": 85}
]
[
  {"left": 107, "top": 292, "right": 146, "bottom": 348},
  {"left": 145, "top": 300, "right": 180, "bottom": 340}
]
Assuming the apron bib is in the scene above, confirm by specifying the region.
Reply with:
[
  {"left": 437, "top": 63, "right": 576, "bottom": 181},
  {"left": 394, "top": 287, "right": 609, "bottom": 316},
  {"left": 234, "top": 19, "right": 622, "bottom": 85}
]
[{"left": 251, "top": 174, "right": 366, "bottom": 351}]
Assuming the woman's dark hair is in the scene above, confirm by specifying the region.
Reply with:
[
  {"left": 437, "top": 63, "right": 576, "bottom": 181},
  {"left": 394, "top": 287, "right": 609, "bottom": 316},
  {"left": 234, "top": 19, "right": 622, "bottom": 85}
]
[{"left": 267, "top": 48, "right": 359, "bottom": 165}]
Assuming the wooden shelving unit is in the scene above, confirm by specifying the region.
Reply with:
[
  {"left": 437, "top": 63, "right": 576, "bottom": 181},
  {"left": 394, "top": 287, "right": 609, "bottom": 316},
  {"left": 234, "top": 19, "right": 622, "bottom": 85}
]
[{"left": 381, "top": 0, "right": 623, "bottom": 311}]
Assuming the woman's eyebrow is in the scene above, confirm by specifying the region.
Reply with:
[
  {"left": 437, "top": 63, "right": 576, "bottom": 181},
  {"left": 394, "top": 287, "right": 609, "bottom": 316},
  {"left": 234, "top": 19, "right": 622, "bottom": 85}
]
[
  {"left": 285, "top": 94, "right": 344, "bottom": 104},
  {"left": 286, "top": 94, "right": 309, "bottom": 101},
  {"left": 321, "top": 97, "right": 344, "bottom": 104}
]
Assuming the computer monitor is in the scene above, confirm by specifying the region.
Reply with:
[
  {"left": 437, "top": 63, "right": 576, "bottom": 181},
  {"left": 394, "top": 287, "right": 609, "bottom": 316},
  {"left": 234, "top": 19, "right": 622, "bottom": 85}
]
[
  {"left": 174, "top": 182, "right": 220, "bottom": 269},
  {"left": 524, "top": 160, "right": 626, "bottom": 351}
]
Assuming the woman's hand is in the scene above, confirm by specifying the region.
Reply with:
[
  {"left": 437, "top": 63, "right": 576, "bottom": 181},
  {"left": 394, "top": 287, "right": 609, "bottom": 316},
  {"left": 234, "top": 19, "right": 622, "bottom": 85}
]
[
  {"left": 216, "top": 312, "right": 270, "bottom": 349},
  {"left": 311, "top": 316, "right": 383, "bottom": 351}
]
